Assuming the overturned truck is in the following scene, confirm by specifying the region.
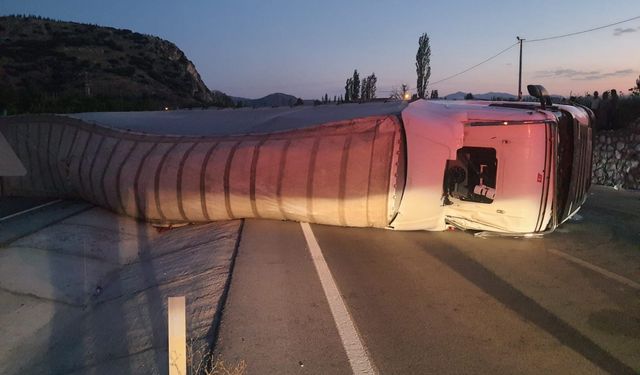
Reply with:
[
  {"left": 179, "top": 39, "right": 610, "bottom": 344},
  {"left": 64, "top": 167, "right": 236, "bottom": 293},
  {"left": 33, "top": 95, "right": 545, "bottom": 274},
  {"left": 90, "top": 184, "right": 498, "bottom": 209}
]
[{"left": 0, "top": 91, "right": 592, "bottom": 235}]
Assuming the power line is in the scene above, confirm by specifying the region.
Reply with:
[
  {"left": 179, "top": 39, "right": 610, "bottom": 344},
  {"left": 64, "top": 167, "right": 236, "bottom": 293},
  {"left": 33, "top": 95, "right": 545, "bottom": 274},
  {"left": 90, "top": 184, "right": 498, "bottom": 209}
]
[
  {"left": 422, "top": 15, "right": 640, "bottom": 89},
  {"left": 429, "top": 42, "right": 519, "bottom": 86},
  {"left": 525, "top": 15, "right": 640, "bottom": 43},
  {"left": 344, "top": 15, "right": 640, "bottom": 96}
]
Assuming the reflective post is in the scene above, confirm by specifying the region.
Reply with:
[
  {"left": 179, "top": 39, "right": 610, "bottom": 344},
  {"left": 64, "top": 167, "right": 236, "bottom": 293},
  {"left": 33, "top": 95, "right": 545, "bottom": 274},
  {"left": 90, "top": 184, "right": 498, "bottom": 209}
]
[{"left": 168, "top": 296, "right": 187, "bottom": 375}]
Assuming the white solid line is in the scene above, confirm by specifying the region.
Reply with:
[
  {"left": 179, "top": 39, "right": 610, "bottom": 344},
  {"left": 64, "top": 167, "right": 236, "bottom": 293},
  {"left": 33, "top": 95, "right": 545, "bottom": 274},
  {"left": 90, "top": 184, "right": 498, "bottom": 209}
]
[
  {"left": 0, "top": 199, "right": 63, "bottom": 222},
  {"left": 300, "top": 222, "right": 377, "bottom": 375},
  {"left": 548, "top": 248, "right": 640, "bottom": 290}
]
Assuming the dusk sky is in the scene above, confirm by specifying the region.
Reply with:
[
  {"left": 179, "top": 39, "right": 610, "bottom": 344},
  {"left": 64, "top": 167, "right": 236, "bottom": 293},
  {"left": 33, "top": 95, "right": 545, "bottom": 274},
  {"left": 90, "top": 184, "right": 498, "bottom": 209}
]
[{"left": 2, "top": 0, "right": 639, "bottom": 99}]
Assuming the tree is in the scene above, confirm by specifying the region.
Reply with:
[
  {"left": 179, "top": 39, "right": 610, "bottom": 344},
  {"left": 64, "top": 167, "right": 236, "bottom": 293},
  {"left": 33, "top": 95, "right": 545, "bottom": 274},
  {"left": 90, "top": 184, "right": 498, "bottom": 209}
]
[
  {"left": 629, "top": 75, "right": 640, "bottom": 96},
  {"left": 367, "top": 73, "right": 377, "bottom": 100},
  {"left": 415, "top": 33, "right": 431, "bottom": 99},
  {"left": 294, "top": 97, "right": 304, "bottom": 106},
  {"left": 464, "top": 93, "right": 474, "bottom": 100},
  {"left": 402, "top": 84, "right": 409, "bottom": 98},
  {"left": 430, "top": 89, "right": 439, "bottom": 99},
  {"left": 345, "top": 78, "right": 352, "bottom": 102},
  {"left": 390, "top": 83, "right": 409, "bottom": 100},
  {"left": 358, "top": 73, "right": 378, "bottom": 101},
  {"left": 351, "top": 70, "right": 360, "bottom": 101}
]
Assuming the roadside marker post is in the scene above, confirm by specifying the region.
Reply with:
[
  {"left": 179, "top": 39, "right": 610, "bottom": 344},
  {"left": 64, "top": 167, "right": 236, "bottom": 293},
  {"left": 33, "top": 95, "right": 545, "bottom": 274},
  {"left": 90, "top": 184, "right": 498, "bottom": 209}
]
[{"left": 168, "top": 296, "right": 187, "bottom": 375}]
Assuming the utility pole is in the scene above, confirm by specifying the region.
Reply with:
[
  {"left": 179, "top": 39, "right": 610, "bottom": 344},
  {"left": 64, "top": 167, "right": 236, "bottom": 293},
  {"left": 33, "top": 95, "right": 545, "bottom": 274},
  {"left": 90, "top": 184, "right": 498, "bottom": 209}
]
[{"left": 517, "top": 36, "right": 525, "bottom": 101}]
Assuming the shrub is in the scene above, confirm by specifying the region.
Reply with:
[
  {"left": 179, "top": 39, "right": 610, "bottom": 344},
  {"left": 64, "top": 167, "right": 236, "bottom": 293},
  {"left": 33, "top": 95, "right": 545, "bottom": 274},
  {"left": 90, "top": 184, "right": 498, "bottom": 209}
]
[
  {"left": 128, "top": 55, "right": 153, "bottom": 70},
  {"left": 105, "top": 65, "right": 136, "bottom": 77},
  {"left": 615, "top": 96, "right": 640, "bottom": 128}
]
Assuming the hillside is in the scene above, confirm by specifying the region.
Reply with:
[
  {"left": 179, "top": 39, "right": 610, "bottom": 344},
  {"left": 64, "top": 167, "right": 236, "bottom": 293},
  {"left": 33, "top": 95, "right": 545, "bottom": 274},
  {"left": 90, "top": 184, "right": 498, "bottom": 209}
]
[
  {"left": 0, "top": 15, "right": 233, "bottom": 114},
  {"left": 231, "top": 92, "right": 300, "bottom": 107}
]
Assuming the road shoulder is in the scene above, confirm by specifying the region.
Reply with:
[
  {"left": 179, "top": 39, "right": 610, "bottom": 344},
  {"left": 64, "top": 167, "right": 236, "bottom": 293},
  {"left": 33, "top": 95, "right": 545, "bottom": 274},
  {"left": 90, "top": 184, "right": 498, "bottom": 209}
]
[{"left": 0, "top": 203, "right": 241, "bottom": 374}]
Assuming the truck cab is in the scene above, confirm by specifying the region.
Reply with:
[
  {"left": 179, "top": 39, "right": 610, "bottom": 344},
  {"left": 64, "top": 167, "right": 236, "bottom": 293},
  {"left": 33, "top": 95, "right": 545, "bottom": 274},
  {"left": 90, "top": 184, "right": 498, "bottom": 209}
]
[{"left": 391, "top": 96, "right": 593, "bottom": 234}]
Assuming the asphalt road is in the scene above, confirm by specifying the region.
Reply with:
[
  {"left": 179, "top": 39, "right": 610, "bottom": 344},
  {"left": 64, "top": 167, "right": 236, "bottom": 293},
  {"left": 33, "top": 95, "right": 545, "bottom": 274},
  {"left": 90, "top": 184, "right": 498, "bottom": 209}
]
[
  {"left": 3, "top": 187, "right": 639, "bottom": 374},
  {"left": 215, "top": 186, "right": 640, "bottom": 374}
]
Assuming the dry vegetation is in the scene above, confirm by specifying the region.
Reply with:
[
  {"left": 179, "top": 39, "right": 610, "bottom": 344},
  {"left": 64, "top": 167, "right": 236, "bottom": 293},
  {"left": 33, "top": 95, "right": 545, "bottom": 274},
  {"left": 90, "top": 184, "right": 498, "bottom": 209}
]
[{"left": 188, "top": 339, "right": 246, "bottom": 375}]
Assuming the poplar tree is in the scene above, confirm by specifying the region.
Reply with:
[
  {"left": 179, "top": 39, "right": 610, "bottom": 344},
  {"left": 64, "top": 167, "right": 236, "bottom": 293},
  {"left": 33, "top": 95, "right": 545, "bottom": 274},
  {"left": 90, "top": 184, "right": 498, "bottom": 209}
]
[
  {"left": 345, "top": 78, "right": 352, "bottom": 102},
  {"left": 416, "top": 33, "right": 431, "bottom": 99},
  {"left": 368, "top": 73, "right": 377, "bottom": 99},
  {"left": 351, "top": 70, "right": 360, "bottom": 101}
]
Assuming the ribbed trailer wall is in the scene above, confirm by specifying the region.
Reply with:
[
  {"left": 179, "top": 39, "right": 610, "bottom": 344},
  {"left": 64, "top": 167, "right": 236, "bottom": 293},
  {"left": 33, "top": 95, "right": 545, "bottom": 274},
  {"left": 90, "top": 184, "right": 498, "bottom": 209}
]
[{"left": 0, "top": 115, "right": 404, "bottom": 228}]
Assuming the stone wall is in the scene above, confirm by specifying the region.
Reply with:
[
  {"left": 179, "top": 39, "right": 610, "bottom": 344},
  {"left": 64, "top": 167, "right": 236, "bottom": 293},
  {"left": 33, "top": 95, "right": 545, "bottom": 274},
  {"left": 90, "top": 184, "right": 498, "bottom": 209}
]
[{"left": 592, "top": 119, "right": 640, "bottom": 190}]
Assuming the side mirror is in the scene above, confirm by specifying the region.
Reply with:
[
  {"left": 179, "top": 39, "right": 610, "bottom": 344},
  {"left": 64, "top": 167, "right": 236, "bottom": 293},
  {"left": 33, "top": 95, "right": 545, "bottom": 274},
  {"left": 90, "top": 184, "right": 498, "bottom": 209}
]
[
  {"left": 527, "top": 84, "right": 552, "bottom": 109},
  {"left": 527, "top": 84, "right": 548, "bottom": 98}
]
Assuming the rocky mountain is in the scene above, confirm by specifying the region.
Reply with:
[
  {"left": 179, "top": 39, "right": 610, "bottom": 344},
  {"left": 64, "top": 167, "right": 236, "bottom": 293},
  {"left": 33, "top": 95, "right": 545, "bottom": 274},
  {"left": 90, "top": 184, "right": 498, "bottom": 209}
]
[
  {"left": 475, "top": 92, "right": 518, "bottom": 100},
  {"left": 0, "top": 15, "right": 233, "bottom": 114},
  {"left": 231, "top": 92, "right": 300, "bottom": 107},
  {"left": 444, "top": 91, "right": 517, "bottom": 100},
  {"left": 442, "top": 91, "right": 465, "bottom": 100}
]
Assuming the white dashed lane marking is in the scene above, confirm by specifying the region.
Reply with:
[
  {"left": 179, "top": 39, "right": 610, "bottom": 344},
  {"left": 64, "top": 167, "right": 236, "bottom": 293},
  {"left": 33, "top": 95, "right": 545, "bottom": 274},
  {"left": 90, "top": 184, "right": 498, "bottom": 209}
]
[{"left": 548, "top": 248, "right": 640, "bottom": 290}]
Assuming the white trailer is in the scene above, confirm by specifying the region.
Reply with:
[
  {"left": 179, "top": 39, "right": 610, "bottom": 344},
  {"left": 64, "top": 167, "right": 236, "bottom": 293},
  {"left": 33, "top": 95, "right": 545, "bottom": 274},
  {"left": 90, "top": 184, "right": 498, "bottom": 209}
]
[{"left": 0, "top": 88, "right": 593, "bottom": 235}]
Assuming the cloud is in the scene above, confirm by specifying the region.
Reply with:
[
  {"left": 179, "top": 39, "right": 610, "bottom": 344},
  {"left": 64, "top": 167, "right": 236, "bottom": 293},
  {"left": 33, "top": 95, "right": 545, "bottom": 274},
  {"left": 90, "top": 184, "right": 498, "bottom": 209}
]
[
  {"left": 613, "top": 27, "right": 636, "bottom": 36},
  {"left": 535, "top": 69, "right": 599, "bottom": 79},
  {"left": 535, "top": 68, "right": 634, "bottom": 81}
]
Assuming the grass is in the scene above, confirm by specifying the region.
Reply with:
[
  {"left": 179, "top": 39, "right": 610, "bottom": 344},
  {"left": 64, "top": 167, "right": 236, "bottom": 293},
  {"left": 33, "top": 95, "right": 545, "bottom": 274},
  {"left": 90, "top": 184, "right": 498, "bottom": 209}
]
[{"left": 188, "top": 338, "right": 246, "bottom": 375}]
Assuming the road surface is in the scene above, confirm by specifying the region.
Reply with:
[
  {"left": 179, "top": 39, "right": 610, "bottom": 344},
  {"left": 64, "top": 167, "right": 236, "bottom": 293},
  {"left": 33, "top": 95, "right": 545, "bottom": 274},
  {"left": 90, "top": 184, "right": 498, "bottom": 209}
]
[
  {"left": 215, "top": 186, "right": 640, "bottom": 374},
  {"left": 2, "top": 186, "right": 638, "bottom": 374}
]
